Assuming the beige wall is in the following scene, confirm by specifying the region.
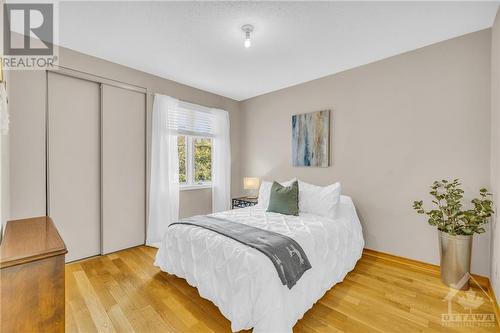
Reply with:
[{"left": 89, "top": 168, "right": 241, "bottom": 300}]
[
  {"left": 8, "top": 42, "right": 241, "bottom": 221},
  {"left": 1, "top": 69, "right": 9, "bottom": 235},
  {"left": 490, "top": 9, "right": 500, "bottom": 298},
  {"left": 179, "top": 188, "right": 212, "bottom": 219},
  {"left": 9, "top": 70, "right": 46, "bottom": 219},
  {"left": 239, "top": 30, "right": 492, "bottom": 276},
  {"left": 0, "top": 0, "right": 5, "bottom": 234},
  {"left": 1, "top": 127, "right": 8, "bottom": 233}
]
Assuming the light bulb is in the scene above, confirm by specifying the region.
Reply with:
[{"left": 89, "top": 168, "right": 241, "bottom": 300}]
[{"left": 241, "top": 24, "right": 254, "bottom": 49}]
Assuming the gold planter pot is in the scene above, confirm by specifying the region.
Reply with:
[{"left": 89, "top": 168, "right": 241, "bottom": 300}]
[{"left": 438, "top": 231, "right": 473, "bottom": 290}]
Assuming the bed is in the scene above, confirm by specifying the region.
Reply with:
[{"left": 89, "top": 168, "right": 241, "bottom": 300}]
[{"left": 155, "top": 194, "right": 364, "bottom": 333}]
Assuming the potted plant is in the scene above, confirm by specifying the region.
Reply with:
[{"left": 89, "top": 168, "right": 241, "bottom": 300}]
[{"left": 413, "top": 179, "right": 493, "bottom": 290}]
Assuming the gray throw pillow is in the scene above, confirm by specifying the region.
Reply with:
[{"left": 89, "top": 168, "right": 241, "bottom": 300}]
[{"left": 267, "top": 180, "right": 299, "bottom": 216}]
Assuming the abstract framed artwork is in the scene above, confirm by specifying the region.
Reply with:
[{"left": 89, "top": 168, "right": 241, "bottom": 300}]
[{"left": 292, "top": 109, "right": 330, "bottom": 167}]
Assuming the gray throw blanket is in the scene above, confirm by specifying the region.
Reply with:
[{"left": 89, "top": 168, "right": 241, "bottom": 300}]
[{"left": 169, "top": 215, "right": 312, "bottom": 289}]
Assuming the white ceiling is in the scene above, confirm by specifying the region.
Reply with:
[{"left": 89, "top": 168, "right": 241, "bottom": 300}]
[{"left": 56, "top": 1, "right": 499, "bottom": 101}]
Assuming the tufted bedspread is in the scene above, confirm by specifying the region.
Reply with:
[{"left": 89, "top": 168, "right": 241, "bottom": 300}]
[{"left": 155, "top": 195, "right": 364, "bottom": 333}]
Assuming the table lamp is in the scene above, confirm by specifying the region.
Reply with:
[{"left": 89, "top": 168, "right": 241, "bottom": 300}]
[{"left": 243, "top": 177, "right": 260, "bottom": 199}]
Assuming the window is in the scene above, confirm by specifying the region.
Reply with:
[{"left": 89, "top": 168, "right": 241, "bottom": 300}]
[
  {"left": 193, "top": 137, "right": 212, "bottom": 183},
  {"left": 167, "top": 100, "right": 216, "bottom": 190},
  {"left": 178, "top": 135, "right": 212, "bottom": 188},
  {"left": 178, "top": 136, "right": 187, "bottom": 183}
]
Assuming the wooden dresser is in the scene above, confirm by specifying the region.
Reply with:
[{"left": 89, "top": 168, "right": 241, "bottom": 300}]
[{"left": 0, "top": 216, "right": 67, "bottom": 333}]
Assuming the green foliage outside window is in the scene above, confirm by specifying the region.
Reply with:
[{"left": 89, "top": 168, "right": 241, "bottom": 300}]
[
  {"left": 177, "top": 136, "right": 212, "bottom": 184},
  {"left": 194, "top": 138, "right": 212, "bottom": 182}
]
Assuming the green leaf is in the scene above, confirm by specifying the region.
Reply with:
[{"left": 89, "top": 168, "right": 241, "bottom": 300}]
[{"left": 413, "top": 180, "right": 494, "bottom": 235}]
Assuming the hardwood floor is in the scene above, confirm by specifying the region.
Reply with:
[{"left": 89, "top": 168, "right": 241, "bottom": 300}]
[{"left": 66, "top": 246, "right": 499, "bottom": 332}]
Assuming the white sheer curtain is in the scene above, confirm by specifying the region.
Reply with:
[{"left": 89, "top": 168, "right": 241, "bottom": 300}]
[
  {"left": 147, "top": 94, "right": 179, "bottom": 247},
  {"left": 211, "top": 108, "right": 231, "bottom": 212}
]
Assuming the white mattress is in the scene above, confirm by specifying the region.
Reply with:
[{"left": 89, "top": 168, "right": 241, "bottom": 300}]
[{"left": 155, "top": 195, "right": 364, "bottom": 333}]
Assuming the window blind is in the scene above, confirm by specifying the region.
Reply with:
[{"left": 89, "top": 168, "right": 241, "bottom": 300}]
[{"left": 167, "top": 100, "right": 215, "bottom": 137}]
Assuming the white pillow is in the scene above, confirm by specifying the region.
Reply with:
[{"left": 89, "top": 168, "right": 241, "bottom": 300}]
[
  {"left": 298, "top": 180, "right": 341, "bottom": 219},
  {"left": 257, "top": 178, "right": 297, "bottom": 209}
]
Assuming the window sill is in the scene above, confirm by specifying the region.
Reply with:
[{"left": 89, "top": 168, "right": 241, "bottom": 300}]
[{"left": 180, "top": 184, "right": 212, "bottom": 191}]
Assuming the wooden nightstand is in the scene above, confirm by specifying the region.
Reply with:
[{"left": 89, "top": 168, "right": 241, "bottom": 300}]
[{"left": 232, "top": 197, "right": 258, "bottom": 209}]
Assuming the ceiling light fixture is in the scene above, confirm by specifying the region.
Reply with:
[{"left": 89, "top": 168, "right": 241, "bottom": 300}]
[{"left": 241, "top": 24, "right": 254, "bottom": 48}]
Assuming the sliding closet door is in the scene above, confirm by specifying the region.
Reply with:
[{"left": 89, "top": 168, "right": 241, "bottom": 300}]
[
  {"left": 102, "top": 85, "right": 146, "bottom": 254},
  {"left": 48, "top": 72, "right": 101, "bottom": 262}
]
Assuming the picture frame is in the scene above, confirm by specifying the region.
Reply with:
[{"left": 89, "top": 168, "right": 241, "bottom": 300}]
[{"left": 292, "top": 109, "right": 330, "bottom": 167}]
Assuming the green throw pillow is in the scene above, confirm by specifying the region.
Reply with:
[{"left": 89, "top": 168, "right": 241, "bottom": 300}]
[{"left": 267, "top": 180, "right": 299, "bottom": 216}]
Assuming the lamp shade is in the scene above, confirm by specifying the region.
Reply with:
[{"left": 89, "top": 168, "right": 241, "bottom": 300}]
[{"left": 243, "top": 177, "right": 260, "bottom": 190}]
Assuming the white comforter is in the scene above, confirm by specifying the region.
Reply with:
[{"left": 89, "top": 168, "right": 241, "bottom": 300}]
[{"left": 155, "top": 195, "right": 364, "bottom": 333}]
